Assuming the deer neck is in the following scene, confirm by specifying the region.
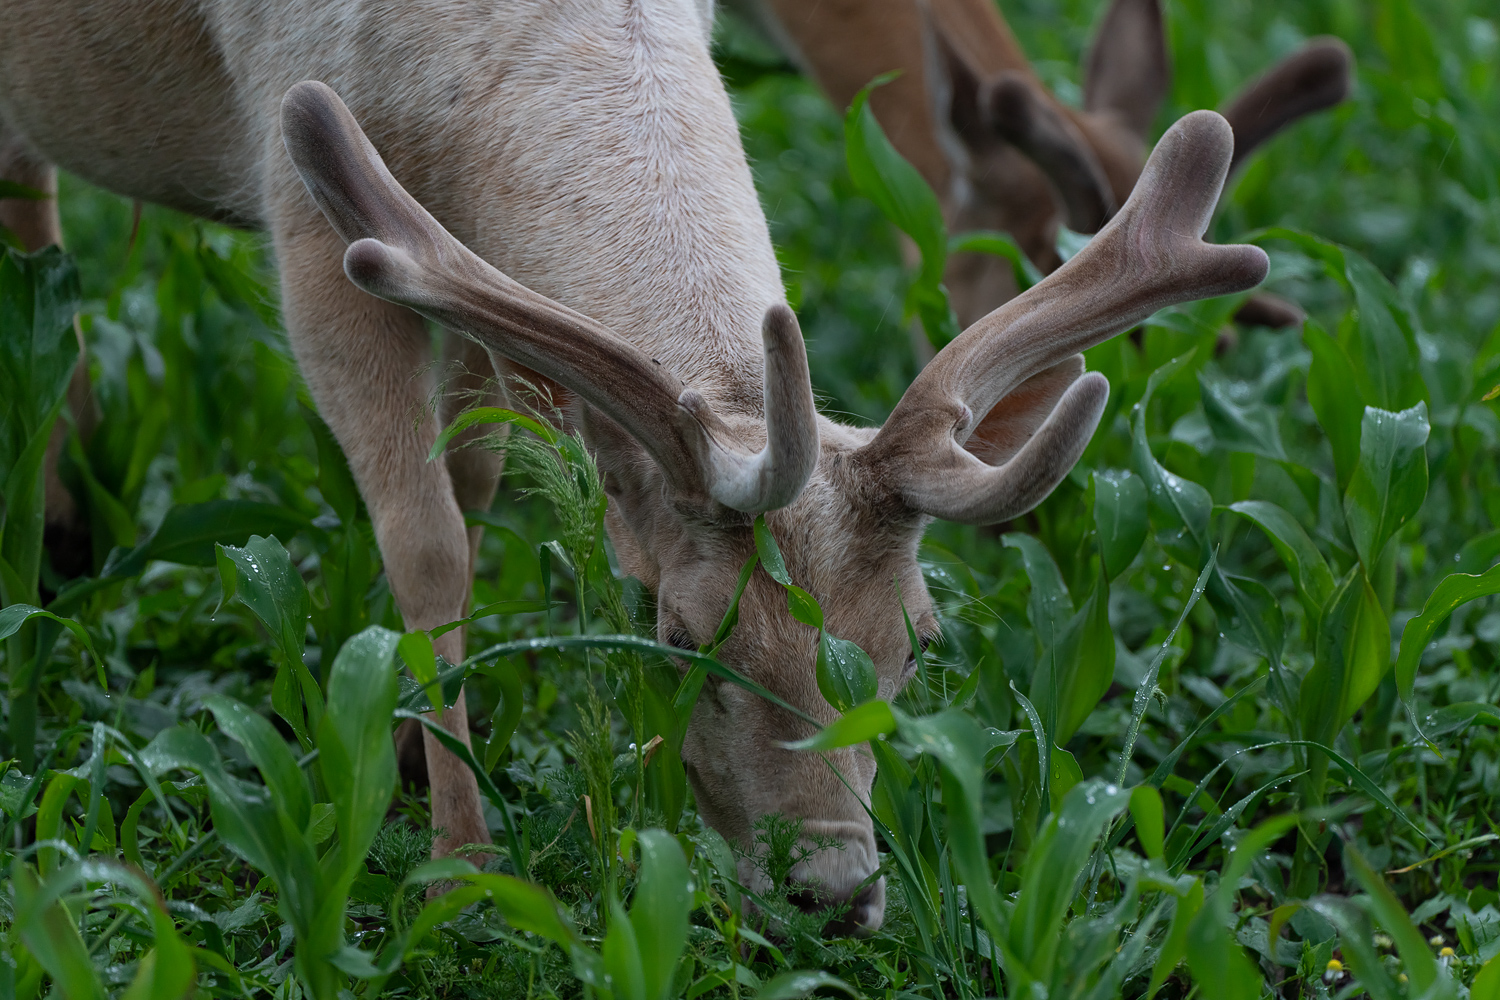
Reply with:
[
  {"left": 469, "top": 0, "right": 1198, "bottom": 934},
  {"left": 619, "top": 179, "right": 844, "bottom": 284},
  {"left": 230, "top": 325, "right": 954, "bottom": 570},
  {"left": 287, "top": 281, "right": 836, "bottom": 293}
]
[{"left": 446, "top": 0, "right": 786, "bottom": 417}]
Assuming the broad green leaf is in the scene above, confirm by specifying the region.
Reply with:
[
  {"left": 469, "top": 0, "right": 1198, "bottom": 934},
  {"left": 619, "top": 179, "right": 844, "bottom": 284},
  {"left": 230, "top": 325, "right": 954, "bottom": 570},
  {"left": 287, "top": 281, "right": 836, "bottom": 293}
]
[
  {"left": 398, "top": 629, "right": 444, "bottom": 713},
  {"left": 1303, "top": 319, "right": 1365, "bottom": 490},
  {"left": 1254, "top": 229, "right": 1426, "bottom": 409},
  {"left": 754, "top": 970, "right": 859, "bottom": 999},
  {"left": 10, "top": 863, "right": 106, "bottom": 1000},
  {"left": 1012, "top": 682, "right": 1051, "bottom": 820},
  {"left": 362, "top": 867, "right": 578, "bottom": 990},
  {"left": 204, "top": 695, "right": 312, "bottom": 831},
  {"left": 1009, "top": 779, "right": 1131, "bottom": 989},
  {"left": 121, "top": 904, "right": 196, "bottom": 1000},
  {"left": 816, "top": 634, "right": 878, "bottom": 713},
  {"left": 468, "top": 873, "right": 577, "bottom": 948},
  {"left": 1343, "top": 251, "right": 1426, "bottom": 410},
  {"left": 1120, "top": 555, "right": 1216, "bottom": 783},
  {"left": 783, "top": 699, "right": 896, "bottom": 751},
  {"left": 1031, "top": 573, "right": 1114, "bottom": 747},
  {"left": 308, "top": 410, "right": 360, "bottom": 528},
  {"left": 1343, "top": 845, "right": 1443, "bottom": 996},
  {"left": 482, "top": 656, "right": 525, "bottom": 773},
  {"left": 1003, "top": 533, "right": 1073, "bottom": 644},
  {"left": 1227, "top": 500, "right": 1335, "bottom": 614},
  {"left": 753, "top": 515, "right": 791, "bottom": 586},
  {"left": 630, "top": 830, "right": 693, "bottom": 1000},
  {"left": 1302, "top": 568, "right": 1390, "bottom": 742},
  {"left": 1476, "top": 956, "right": 1500, "bottom": 1000},
  {"left": 1302, "top": 897, "right": 1407, "bottom": 1000},
  {"left": 144, "top": 726, "right": 322, "bottom": 928},
  {"left": 844, "top": 75, "right": 958, "bottom": 348},
  {"left": 1199, "top": 372, "right": 1286, "bottom": 460},
  {"left": 1207, "top": 569, "right": 1284, "bottom": 670},
  {"left": 1456, "top": 529, "right": 1500, "bottom": 574},
  {"left": 1049, "top": 746, "right": 1083, "bottom": 812},
  {"left": 1394, "top": 563, "right": 1500, "bottom": 713},
  {"left": 602, "top": 895, "right": 647, "bottom": 1000},
  {"left": 786, "top": 586, "right": 823, "bottom": 630},
  {"left": 1344, "top": 403, "right": 1429, "bottom": 568},
  {"left": 318, "top": 626, "right": 401, "bottom": 886},
  {"left": 1136, "top": 349, "right": 1198, "bottom": 414},
  {"left": 0, "top": 604, "right": 97, "bottom": 662},
  {"left": 0, "top": 247, "right": 80, "bottom": 466},
  {"left": 1148, "top": 878, "right": 1203, "bottom": 997},
  {"left": 894, "top": 708, "right": 1006, "bottom": 952},
  {"left": 217, "top": 535, "right": 322, "bottom": 746},
  {"left": 216, "top": 535, "right": 310, "bottom": 676},
  {"left": 102, "top": 500, "right": 310, "bottom": 578},
  {"left": 1092, "top": 469, "right": 1147, "bottom": 580},
  {"left": 845, "top": 76, "right": 945, "bottom": 260},
  {"left": 0, "top": 247, "right": 80, "bottom": 616},
  {"left": 1183, "top": 895, "right": 1264, "bottom": 1000},
  {"left": 66, "top": 434, "right": 136, "bottom": 549},
  {"left": 754, "top": 516, "right": 823, "bottom": 628},
  {"left": 1131, "top": 785, "right": 1166, "bottom": 860},
  {"left": 1132, "top": 397, "right": 1211, "bottom": 566}
]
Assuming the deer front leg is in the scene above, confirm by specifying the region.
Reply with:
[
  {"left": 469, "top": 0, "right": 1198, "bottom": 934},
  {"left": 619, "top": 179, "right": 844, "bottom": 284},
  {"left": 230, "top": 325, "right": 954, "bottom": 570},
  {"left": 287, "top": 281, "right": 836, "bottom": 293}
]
[{"left": 273, "top": 204, "right": 490, "bottom": 860}]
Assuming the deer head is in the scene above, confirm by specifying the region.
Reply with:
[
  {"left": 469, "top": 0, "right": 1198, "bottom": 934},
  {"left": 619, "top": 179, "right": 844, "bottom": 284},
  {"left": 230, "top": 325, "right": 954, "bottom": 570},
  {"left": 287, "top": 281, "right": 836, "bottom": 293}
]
[
  {"left": 281, "top": 81, "right": 1267, "bottom": 934},
  {"left": 925, "top": 0, "right": 1351, "bottom": 327}
]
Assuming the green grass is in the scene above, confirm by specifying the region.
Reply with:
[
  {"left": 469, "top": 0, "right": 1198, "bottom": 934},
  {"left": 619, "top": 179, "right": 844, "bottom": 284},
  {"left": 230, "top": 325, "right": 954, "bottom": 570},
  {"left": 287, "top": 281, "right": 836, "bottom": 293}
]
[{"left": 4, "top": 0, "right": 1500, "bottom": 997}]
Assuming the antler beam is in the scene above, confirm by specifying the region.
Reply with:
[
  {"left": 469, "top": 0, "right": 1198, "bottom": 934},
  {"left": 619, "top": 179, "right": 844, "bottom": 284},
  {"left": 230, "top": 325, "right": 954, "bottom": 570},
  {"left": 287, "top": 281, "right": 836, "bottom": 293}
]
[
  {"left": 861, "top": 109, "right": 1269, "bottom": 523},
  {"left": 279, "top": 81, "right": 817, "bottom": 514}
]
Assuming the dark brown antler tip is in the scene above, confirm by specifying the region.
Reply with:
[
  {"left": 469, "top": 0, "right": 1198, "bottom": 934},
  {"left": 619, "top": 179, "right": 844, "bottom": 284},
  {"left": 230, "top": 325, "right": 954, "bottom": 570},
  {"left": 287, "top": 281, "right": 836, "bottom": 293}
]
[{"left": 1223, "top": 36, "right": 1355, "bottom": 173}]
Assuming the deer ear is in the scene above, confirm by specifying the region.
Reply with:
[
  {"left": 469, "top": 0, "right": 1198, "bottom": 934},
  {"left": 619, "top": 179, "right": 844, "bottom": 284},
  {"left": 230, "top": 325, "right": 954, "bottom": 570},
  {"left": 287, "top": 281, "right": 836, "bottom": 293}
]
[
  {"left": 1083, "top": 0, "right": 1170, "bottom": 141},
  {"left": 963, "top": 355, "right": 1090, "bottom": 466},
  {"left": 927, "top": 13, "right": 992, "bottom": 150},
  {"left": 984, "top": 73, "right": 1116, "bottom": 233}
]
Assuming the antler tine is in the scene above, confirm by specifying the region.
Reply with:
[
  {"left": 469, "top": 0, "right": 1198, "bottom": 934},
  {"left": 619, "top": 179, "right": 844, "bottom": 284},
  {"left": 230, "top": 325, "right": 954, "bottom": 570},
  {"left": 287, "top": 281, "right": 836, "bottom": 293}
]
[
  {"left": 1223, "top": 37, "right": 1354, "bottom": 176},
  {"left": 861, "top": 110, "right": 1267, "bottom": 523},
  {"left": 280, "top": 81, "right": 818, "bottom": 513},
  {"left": 677, "top": 305, "right": 819, "bottom": 512}
]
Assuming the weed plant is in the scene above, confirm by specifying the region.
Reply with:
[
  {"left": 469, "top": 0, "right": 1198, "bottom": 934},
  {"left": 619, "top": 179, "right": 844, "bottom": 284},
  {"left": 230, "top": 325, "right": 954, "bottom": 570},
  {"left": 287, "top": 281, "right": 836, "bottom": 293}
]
[{"left": 5, "top": 0, "right": 1500, "bottom": 997}]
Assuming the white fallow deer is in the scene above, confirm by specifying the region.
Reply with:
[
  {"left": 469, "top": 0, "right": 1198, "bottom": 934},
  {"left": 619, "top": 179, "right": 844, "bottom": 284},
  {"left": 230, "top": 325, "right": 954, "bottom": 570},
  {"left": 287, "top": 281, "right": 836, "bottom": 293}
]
[
  {"left": 2, "top": 0, "right": 1266, "bottom": 933},
  {"left": 743, "top": 0, "right": 1352, "bottom": 329}
]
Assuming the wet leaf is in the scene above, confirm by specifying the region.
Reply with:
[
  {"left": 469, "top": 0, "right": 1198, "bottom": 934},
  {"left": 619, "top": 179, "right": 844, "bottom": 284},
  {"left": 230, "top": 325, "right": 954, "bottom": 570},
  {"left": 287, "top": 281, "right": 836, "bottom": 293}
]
[{"left": 1344, "top": 403, "right": 1429, "bottom": 567}]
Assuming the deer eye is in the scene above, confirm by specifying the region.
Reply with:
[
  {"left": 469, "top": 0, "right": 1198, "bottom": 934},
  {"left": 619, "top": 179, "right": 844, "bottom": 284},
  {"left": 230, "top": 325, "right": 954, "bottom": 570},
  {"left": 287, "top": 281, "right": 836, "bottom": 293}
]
[
  {"left": 902, "top": 632, "right": 935, "bottom": 681},
  {"left": 665, "top": 627, "right": 694, "bottom": 652}
]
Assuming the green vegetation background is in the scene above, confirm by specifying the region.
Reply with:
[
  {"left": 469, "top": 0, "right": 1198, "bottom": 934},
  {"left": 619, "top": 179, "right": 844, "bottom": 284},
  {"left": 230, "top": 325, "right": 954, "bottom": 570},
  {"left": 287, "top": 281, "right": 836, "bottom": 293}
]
[{"left": 3, "top": 0, "right": 1500, "bottom": 997}]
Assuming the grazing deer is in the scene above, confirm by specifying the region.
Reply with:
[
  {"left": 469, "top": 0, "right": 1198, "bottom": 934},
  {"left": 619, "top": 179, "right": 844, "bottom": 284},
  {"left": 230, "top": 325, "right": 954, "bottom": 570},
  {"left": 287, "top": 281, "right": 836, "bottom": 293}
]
[
  {"left": 743, "top": 0, "right": 1351, "bottom": 328},
  {"left": 2, "top": 0, "right": 1266, "bottom": 932}
]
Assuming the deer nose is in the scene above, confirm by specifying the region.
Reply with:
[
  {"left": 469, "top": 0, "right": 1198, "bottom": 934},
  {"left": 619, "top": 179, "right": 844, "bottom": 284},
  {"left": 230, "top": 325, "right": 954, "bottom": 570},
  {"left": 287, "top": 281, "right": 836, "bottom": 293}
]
[
  {"left": 787, "top": 876, "right": 886, "bottom": 936},
  {"left": 784, "top": 821, "right": 886, "bottom": 935}
]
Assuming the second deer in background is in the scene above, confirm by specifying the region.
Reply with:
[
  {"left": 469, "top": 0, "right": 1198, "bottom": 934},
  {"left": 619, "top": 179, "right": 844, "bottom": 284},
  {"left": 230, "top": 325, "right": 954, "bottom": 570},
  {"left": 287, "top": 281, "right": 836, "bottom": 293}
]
[{"left": 740, "top": 0, "right": 1352, "bottom": 331}]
